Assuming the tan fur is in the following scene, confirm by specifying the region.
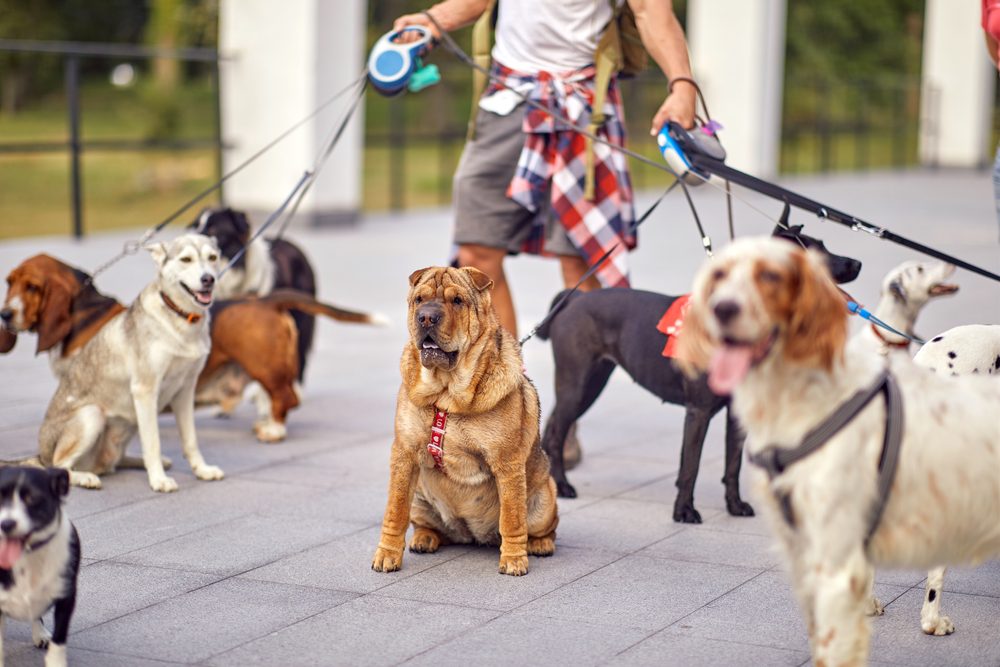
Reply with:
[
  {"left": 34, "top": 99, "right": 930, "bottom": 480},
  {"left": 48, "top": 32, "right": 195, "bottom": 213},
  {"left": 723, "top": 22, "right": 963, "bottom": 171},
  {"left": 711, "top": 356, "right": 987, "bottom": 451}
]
[{"left": 372, "top": 266, "right": 558, "bottom": 576}]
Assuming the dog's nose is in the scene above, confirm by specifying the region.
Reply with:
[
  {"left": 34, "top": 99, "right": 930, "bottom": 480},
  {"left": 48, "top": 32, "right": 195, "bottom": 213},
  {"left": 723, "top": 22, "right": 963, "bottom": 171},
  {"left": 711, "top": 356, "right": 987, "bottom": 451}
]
[
  {"left": 713, "top": 300, "right": 741, "bottom": 325},
  {"left": 200, "top": 274, "right": 215, "bottom": 289},
  {"left": 0, "top": 519, "right": 16, "bottom": 535},
  {"left": 0, "top": 309, "right": 11, "bottom": 324},
  {"left": 417, "top": 304, "right": 443, "bottom": 329}
]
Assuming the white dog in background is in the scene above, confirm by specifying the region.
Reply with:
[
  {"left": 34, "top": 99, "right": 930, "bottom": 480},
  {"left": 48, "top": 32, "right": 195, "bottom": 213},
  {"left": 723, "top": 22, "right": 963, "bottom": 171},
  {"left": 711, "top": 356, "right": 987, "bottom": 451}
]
[{"left": 38, "top": 233, "right": 225, "bottom": 493}]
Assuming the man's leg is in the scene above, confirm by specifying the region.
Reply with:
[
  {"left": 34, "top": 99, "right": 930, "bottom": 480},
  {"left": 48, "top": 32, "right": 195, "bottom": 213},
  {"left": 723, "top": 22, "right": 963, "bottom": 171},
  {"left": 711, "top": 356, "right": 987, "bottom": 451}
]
[
  {"left": 558, "top": 254, "right": 601, "bottom": 292},
  {"left": 458, "top": 243, "right": 517, "bottom": 335}
]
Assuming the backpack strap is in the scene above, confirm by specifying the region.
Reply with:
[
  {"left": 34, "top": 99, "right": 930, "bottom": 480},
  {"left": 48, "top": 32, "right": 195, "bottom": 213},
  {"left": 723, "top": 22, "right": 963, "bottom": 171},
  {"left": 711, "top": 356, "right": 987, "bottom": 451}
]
[
  {"left": 466, "top": 0, "right": 499, "bottom": 141},
  {"left": 585, "top": 0, "right": 625, "bottom": 198}
]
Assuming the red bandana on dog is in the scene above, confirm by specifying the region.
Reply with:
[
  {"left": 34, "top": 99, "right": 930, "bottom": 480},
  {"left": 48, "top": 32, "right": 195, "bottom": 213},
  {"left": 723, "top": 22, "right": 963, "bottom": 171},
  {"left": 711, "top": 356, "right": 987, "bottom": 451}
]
[{"left": 656, "top": 295, "right": 691, "bottom": 358}]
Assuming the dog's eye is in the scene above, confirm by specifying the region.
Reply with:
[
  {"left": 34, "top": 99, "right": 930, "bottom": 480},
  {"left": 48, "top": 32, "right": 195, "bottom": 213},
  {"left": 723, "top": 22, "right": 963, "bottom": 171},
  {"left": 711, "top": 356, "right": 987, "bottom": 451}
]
[
  {"left": 452, "top": 296, "right": 462, "bottom": 306},
  {"left": 25, "top": 284, "right": 38, "bottom": 293},
  {"left": 208, "top": 255, "right": 218, "bottom": 262},
  {"left": 180, "top": 257, "right": 193, "bottom": 264},
  {"left": 711, "top": 269, "right": 726, "bottom": 281},
  {"left": 759, "top": 270, "right": 782, "bottom": 284},
  {"left": 19, "top": 489, "right": 33, "bottom": 504},
  {"left": 414, "top": 296, "right": 423, "bottom": 305},
  {"left": 917, "top": 266, "right": 924, "bottom": 274}
]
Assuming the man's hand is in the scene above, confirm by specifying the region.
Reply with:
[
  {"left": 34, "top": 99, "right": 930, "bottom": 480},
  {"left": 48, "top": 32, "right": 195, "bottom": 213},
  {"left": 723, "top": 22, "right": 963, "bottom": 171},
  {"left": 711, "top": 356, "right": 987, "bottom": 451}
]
[
  {"left": 650, "top": 83, "right": 696, "bottom": 136},
  {"left": 392, "top": 12, "right": 441, "bottom": 45}
]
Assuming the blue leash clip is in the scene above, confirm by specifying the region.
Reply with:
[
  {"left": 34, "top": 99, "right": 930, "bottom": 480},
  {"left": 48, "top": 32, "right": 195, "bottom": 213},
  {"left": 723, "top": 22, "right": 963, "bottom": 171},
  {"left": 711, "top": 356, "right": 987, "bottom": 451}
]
[{"left": 367, "top": 26, "right": 440, "bottom": 96}]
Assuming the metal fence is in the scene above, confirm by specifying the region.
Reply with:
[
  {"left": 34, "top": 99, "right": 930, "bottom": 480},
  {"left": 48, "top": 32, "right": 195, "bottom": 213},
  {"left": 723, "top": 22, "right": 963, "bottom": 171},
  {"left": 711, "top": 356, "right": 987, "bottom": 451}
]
[{"left": 0, "top": 39, "right": 224, "bottom": 238}]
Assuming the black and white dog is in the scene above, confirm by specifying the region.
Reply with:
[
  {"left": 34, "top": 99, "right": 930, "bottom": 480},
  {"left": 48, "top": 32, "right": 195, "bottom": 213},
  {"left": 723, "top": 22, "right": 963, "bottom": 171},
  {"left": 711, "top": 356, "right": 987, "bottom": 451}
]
[
  {"left": 538, "top": 225, "right": 862, "bottom": 522},
  {"left": 190, "top": 207, "right": 317, "bottom": 379},
  {"left": 0, "top": 466, "right": 79, "bottom": 666}
]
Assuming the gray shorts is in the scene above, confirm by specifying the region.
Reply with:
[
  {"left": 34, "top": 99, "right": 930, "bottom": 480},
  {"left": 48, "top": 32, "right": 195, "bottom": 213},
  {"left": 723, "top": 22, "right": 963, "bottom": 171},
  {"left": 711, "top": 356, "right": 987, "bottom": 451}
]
[{"left": 452, "top": 107, "right": 577, "bottom": 256}]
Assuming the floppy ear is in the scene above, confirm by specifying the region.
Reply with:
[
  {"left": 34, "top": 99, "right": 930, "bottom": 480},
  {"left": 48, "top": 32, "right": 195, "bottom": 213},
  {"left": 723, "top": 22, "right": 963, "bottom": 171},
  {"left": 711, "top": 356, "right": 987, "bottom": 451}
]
[
  {"left": 48, "top": 468, "right": 70, "bottom": 497},
  {"left": 0, "top": 327, "right": 16, "bottom": 354},
  {"left": 462, "top": 267, "right": 494, "bottom": 291},
  {"left": 783, "top": 249, "right": 849, "bottom": 370},
  {"left": 888, "top": 279, "right": 907, "bottom": 304},
  {"left": 35, "top": 279, "right": 74, "bottom": 354},
  {"left": 147, "top": 242, "right": 167, "bottom": 267},
  {"left": 675, "top": 292, "right": 716, "bottom": 378},
  {"left": 409, "top": 267, "right": 433, "bottom": 286}
]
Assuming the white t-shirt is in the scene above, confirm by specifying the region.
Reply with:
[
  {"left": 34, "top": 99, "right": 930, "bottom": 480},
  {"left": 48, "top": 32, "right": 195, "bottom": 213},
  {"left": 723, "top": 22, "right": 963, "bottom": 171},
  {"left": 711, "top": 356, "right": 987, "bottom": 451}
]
[{"left": 491, "top": 0, "right": 621, "bottom": 74}]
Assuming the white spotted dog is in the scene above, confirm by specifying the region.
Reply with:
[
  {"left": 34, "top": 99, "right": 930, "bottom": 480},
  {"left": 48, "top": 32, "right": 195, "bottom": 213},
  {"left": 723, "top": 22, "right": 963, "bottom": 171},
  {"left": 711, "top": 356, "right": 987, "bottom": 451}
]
[
  {"left": 677, "top": 237, "right": 1000, "bottom": 667},
  {"left": 0, "top": 466, "right": 79, "bottom": 667},
  {"left": 905, "top": 324, "right": 1000, "bottom": 636},
  {"left": 851, "top": 260, "right": 958, "bottom": 355},
  {"left": 38, "top": 233, "right": 225, "bottom": 493}
]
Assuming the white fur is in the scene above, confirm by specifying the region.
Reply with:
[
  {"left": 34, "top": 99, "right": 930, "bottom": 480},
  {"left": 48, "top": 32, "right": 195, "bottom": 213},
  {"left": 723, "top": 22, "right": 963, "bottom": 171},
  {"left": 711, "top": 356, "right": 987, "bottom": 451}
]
[
  {"left": 691, "top": 238, "right": 1000, "bottom": 666},
  {"left": 213, "top": 237, "right": 274, "bottom": 300},
  {"left": 915, "top": 324, "right": 1000, "bottom": 375}
]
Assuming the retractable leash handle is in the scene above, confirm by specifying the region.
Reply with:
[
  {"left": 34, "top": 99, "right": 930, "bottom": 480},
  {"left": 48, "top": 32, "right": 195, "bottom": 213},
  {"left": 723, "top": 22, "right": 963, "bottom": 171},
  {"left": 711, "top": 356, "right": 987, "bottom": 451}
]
[
  {"left": 367, "top": 26, "right": 440, "bottom": 96},
  {"left": 656, "top": 120, "right": 726, "bottom": 187}
]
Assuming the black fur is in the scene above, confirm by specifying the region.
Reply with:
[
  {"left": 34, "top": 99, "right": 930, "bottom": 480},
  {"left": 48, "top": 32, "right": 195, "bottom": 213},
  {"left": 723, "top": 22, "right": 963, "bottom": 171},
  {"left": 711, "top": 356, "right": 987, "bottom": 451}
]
[
  {"left": 539, "top": 227, "right": 861, "bottom": 522},
  {"left": 190, "top": 208, "right": 318, "bottom": 380}
]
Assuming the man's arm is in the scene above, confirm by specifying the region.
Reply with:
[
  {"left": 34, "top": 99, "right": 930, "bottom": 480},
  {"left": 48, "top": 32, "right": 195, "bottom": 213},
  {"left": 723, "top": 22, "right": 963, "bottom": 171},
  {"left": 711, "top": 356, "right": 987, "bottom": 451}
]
[
  {"left": 628, "top": 0, "right": 696, "bottom": 134},
  {"left": 393, "top": 0, "right": 492, "bottom": 43}
]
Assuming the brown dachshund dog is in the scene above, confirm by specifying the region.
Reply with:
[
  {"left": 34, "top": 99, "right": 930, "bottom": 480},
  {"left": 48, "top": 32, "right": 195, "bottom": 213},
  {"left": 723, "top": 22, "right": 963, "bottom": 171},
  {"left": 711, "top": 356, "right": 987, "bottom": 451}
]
[{"left": 2, "top": 254, "right": 384, "bottom": 442}]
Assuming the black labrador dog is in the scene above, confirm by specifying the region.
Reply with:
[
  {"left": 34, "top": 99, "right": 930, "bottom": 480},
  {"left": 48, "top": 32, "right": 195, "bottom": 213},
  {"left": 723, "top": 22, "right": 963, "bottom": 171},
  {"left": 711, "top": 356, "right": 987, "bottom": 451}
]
[{"left": 538, "top": 225, "right": 862, "bottom": 522}]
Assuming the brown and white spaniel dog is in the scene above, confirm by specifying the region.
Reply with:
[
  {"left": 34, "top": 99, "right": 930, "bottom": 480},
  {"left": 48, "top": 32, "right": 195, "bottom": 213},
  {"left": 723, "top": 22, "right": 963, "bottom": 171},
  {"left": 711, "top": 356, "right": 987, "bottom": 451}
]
[
  {"left": 677, "top": 237, "right": 1000, "bottom": 666},
  {"left": 3, "top": 254, "right": 383, "bottom": 442}
]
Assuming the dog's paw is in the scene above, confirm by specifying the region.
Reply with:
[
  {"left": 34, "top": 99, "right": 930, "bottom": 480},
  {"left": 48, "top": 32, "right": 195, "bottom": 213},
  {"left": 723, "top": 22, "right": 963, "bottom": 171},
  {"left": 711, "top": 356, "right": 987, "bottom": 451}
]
[
  {"left": 865, "top": 595, "right": 885, "bottom": 617},
  {"left": 194, "top": 464, "right": 225, "bottom": 481},
  {"left": 922, "top": 615, "right": 955, "bottom": 636},
  {"left": 527, "top": 535, "right": 555, "bottom": 557},
  {"left": 32, "top": 619, "right": 51, "bottom": 648},
  {"left": 726, "top": 497, "right": 755, "bottom": 517},
  {"left": 498, "top": 553, "right": 529, "bottom": 576},
  {"left": 149, "top": 475, "right": 179, "bottom": 493},
  {"left": 44, "top": 642, "right": 67, "bottom": 667},
  {"left": 253, "top": 420, "right": 287, "bottom": 444},
  {"left": 70, "top": 471, "right": 102, "bottom": 490},
  {"left": 372, "top": 547, "right": 403, "bottom": 572},
  {"left": 409, "top": 529, "right": 441, "bottom": 554},
  {"left": 555, "top": 480, "right": 577, "bottom": 499},
  {"left": 673, "top": 503, "right": 702, "bottom": 524}
]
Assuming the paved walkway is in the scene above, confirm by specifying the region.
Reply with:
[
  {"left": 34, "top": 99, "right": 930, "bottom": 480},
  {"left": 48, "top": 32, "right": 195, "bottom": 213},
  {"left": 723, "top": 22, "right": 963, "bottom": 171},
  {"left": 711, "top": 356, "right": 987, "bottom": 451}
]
[{"left": 0, "top": 170, "right": 998, "bottom": 666}]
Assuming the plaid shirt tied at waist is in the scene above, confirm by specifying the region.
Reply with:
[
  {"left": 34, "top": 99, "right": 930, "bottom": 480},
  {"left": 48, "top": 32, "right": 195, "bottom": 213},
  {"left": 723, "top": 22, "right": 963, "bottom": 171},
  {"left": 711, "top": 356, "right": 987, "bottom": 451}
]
[{"left": 484, "top": 61, "right": 637, "bottom": 288}]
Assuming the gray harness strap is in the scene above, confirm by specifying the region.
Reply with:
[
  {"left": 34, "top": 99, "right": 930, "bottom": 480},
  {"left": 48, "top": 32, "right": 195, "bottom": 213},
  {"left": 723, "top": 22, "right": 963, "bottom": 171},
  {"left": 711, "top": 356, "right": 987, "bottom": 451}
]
[{"left": 747, "top": 369, "right": 904, "bottom": 547}]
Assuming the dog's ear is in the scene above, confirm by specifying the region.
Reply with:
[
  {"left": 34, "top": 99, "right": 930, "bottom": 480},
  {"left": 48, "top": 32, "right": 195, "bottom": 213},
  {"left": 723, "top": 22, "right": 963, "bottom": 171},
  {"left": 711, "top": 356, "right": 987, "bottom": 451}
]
[
  {"left": 462, "top": 267, "right": 493, "bottom": 292},
  {"left": 48, "top": 468, "right": 70, "bottom": 498},
  {"left": 674, "top": 273, "right": 717, "bottom": 378},
  {"left": 408, "top": 267, "right": 433, "bottom": 286},
  {"left": 0, "top": 327, "right": 16, "bottom": 354},
  {"left": 230, "top": 209, "right": 251, "bottom": 242},
  {"left": 784, "top": 249, "right": 848, "bottom": 370},
  {"left": 36, "top": 278, "right": 74, "bottom": 354},
  {"left": 147, "top": 242, "right": 168, "bottom": 267},
  {"left": 888, "top": 279, "right": 907, "bottom": 304}
]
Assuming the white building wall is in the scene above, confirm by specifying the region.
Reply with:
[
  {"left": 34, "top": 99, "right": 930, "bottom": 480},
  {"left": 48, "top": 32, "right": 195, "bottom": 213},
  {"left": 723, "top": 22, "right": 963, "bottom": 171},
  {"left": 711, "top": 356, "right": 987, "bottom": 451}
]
[
  {"left": 219, "top": 0, "right": 366, "bottom": 226},
  {"left": 687, "top": 0, "right": 787, "bottom": 178}
]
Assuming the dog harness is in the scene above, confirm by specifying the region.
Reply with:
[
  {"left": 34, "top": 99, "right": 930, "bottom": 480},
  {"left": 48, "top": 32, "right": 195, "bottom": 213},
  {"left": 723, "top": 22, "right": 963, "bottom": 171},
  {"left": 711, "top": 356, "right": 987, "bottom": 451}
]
[
  {"left": 748, "top": 369, "right": 904, "bottom": 549},
  {"left": 160, "top": 292, "right": 202, "bottom": 324},
  {"left": 427, "top": 409, "right": 448, "bottom": 471}
]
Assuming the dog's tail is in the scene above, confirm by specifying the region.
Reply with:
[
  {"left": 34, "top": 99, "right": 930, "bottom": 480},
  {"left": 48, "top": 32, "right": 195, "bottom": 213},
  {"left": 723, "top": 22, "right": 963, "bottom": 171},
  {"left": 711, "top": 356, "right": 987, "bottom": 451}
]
[
  {"left": 535, "top": 289, "right": 580, "bottom": 341},
  {"left": 258, "top": 289, "right": 389, "bottom": 326}
]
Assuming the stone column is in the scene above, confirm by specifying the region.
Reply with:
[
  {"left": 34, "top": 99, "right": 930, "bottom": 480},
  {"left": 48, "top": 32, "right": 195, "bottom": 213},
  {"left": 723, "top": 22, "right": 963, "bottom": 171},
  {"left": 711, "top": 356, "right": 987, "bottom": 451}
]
[
  {"left": 219, "top": 0, "right": 366, "bottom": 227},
  {"left": 919, "top": 0, "right": 995, "bottom": 168},
  {"left": 686, "top": 0, "right": 787, "bottom": 177}
]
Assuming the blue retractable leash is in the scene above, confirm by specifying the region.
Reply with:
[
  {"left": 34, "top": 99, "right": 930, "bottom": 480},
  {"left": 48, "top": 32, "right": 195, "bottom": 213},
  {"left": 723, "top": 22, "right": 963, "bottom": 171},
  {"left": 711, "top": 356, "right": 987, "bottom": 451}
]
[
  {"left": 367, "top": 25, "right": 441, "bottom": 96},
  {"left": 846, "top": 302, "right": 926, "bottom": 346}
]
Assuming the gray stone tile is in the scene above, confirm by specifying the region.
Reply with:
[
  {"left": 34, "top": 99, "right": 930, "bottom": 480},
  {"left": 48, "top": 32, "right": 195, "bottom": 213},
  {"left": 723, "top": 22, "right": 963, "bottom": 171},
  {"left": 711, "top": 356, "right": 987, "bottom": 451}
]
[
  {"left": 521, "top": 554, "right": 761, "bottom": 631},
  {"left": 207, "top": 594, "right": 499, "bottom": 667},
  {"left": 74, "top": 561, "right": 221, "bottom": 630},
  {"left": 701, "top": 510, "right": 775, "bottom": 537},
  {"left": 113, "top": 513, "right": 369, "bottom": 576},
  {"left": 640, "top": 526, "right": 782, "bottom": 570},
  {"left": 609, "top": 628, "right": 810, "bottom": 667},
  {"left": 72, "top": 577, "right": 353, "bottom": 663},
  {"left": 375, "top": 544, "right": 624, "bottom": 611},
  {"left": 870, "top": 588, "right": 1000, "bottom": 666},
  {"left": 554, "top": 452, "right": 673, "bottom": 499},
  {"left": 556, "top": 497, "right": 687, "bottom": 553},
  {"left": 407, "top": 609, "right": 651, "bottom": 667},
  {"left": 937, "top": 559, "right": 1000, "bottom": 597},
  {"left": 239, "top": 525, "right": 473, "bottom": 594}
]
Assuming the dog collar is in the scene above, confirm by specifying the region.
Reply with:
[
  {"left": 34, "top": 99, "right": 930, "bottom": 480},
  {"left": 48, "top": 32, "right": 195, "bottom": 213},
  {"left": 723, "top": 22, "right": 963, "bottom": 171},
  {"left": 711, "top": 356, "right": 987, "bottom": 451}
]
[
  {"left": 869, "top": 323, "right": 910, "bottom": 350},
  {"left": 160, "top": 292, "right": 202, "bottom": 324},
  {"left": 427, "top": 409, "right": 447, "bottom": 471}
]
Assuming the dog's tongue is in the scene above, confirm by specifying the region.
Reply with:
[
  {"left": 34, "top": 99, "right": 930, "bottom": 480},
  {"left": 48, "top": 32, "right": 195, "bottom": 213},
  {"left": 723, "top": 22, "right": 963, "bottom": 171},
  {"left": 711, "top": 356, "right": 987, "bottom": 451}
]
[
  {"left": 0, "top": 538, "right": 24, "bottom": 569},
  {"left": 707, "top": 346, "right": 753, "bottom": 395}
]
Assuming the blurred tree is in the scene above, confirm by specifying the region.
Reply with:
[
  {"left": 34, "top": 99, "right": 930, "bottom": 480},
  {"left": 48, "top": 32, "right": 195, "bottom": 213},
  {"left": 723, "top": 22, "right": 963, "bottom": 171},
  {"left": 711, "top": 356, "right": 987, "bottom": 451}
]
[{"left": 0, "top": 0, "right": 64, "bottom": 114}]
